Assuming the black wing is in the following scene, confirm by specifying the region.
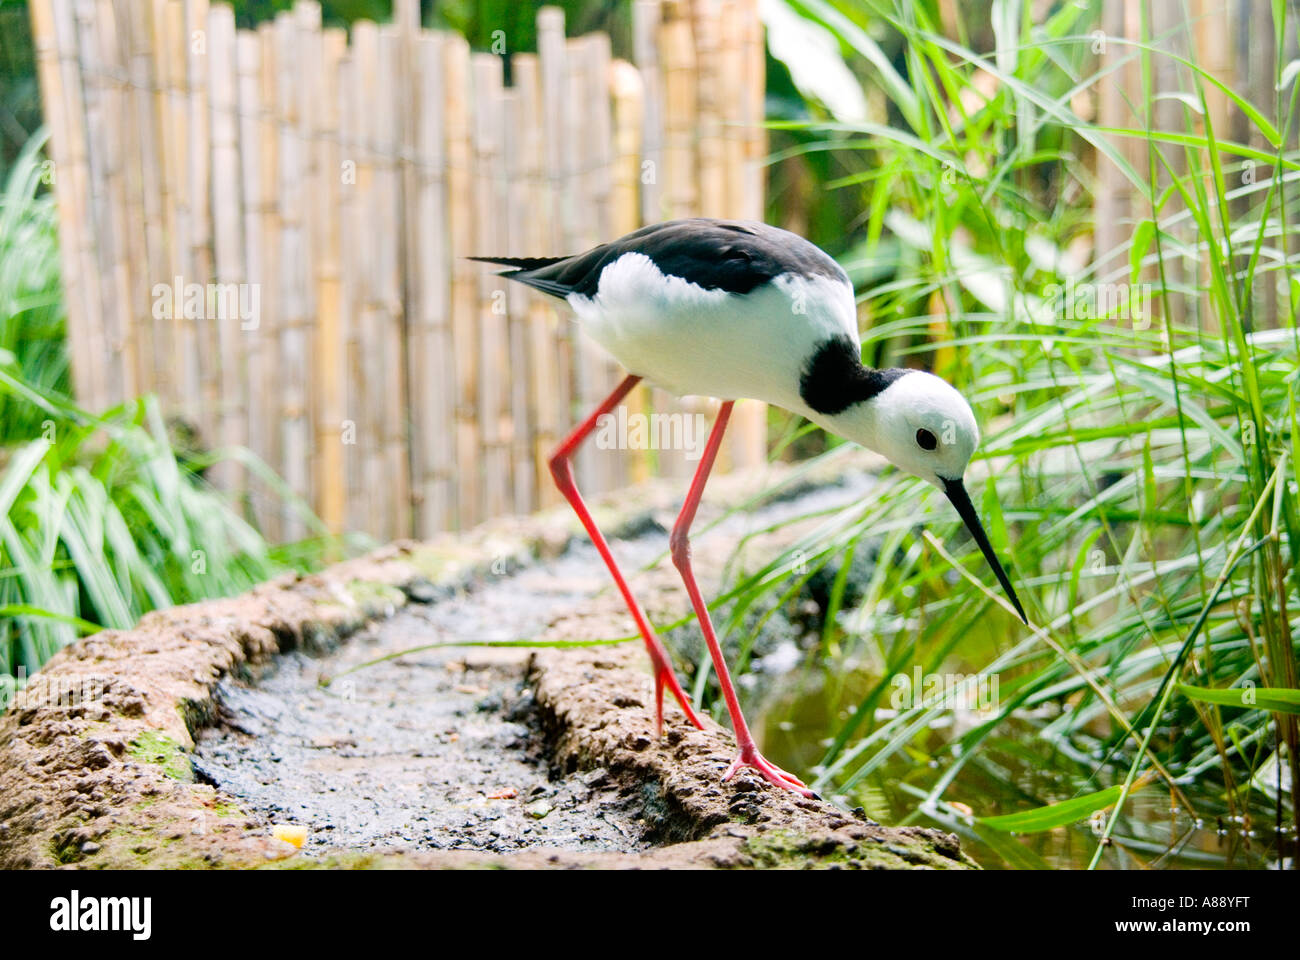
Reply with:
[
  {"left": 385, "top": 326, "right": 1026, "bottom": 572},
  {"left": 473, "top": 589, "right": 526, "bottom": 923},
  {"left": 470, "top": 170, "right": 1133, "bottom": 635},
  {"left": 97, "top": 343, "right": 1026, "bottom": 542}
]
[{"left": 469, "top": 218, "right": 848, "bottom": 301}]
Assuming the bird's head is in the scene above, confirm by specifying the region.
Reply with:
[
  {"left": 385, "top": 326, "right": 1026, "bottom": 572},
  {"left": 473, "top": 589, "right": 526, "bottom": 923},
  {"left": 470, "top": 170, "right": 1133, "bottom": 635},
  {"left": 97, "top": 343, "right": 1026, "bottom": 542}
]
[
  {"left": 869, "top": 371, "right": 979, "bottom": 488},
  {"left": 816, "top": 369, "right": 1027, "bottom": 624}
]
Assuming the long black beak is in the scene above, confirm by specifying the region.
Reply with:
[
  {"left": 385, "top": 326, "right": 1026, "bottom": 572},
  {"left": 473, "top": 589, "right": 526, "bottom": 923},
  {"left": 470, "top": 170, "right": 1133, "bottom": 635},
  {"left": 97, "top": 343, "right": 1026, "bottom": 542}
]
[{"left": 940, "top": 477, "right": 1027, "bottom": 624}]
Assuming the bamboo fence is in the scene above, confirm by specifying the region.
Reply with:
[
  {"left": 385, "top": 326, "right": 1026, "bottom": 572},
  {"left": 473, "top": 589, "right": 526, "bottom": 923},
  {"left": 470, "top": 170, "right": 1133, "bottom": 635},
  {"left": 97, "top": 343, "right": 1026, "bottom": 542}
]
[{"left": 30, "top": 0, "right": 769, "bottom": 541}]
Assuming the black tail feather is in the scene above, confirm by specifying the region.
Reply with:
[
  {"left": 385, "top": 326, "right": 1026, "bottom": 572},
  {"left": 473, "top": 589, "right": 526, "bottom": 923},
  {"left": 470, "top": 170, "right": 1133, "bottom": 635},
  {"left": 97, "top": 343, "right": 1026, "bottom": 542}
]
[
  {"left": 467, "top": 255, "right": 570, "bottom": 271},
  {"left": 468, "top": 255, "right": 577, "bottom": 300}
]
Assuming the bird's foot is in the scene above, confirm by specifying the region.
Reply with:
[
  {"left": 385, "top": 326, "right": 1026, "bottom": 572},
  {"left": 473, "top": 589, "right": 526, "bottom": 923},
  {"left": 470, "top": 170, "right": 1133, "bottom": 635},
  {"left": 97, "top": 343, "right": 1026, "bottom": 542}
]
[
  {"left": 724, "top": 746, "right": 817, "bottom": 798},
  {"left": 648, "top": 644, "right": 705, "bottom": 735}
]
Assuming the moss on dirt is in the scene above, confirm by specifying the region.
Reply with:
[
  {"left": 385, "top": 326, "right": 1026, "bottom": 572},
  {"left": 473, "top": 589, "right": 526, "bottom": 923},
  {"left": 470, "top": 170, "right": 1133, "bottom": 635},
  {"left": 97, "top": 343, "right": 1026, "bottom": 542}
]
[
  {"left": 405, "top": 546, "right": 473, "bottom": 583},
  {"left": 741, "top": 830, "right": 877, "bottom": 869},
  {"left": 260, "top": 850, "right": 400, "bottom": 870},
  {"left": 345, "top": 580, "right": 408, "bottom": 614},
  {"left": 51, "top": 836, "right": 83, "bottom": 865},
  {"left": 128, "top": 731, "right": 194, "bottom": 783},
  {"left": 740, "top": 828, "right": 967, "bottom": 870},
  {"left": 89, "top": 825, "right": 245, "bottom": 870}
]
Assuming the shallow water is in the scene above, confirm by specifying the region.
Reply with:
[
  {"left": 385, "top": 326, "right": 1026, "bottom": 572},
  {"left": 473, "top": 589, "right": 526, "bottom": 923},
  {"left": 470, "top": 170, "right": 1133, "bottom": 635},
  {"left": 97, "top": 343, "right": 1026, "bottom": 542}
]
[{"left": 755, "top": 661, "right": 1291, "bottom": 870}]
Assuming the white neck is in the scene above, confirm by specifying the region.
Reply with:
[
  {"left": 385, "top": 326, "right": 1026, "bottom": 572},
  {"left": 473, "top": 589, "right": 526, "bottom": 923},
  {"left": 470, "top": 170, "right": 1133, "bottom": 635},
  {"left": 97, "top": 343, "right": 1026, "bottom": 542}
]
[{"left": 801, "top": 401, "right": 884, "bottom": 456}]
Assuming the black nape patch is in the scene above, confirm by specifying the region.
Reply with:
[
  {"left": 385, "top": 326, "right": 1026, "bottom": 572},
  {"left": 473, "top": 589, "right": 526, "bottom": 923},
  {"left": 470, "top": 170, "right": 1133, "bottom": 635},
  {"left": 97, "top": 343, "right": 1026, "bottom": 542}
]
[{"left": 799, "top": 336, "right": 909, "bottom": 415}]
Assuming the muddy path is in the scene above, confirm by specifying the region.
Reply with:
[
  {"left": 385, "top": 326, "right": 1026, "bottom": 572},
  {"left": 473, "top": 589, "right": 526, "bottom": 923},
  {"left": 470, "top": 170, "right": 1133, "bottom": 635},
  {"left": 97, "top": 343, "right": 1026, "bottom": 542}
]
[
  {"left": 194, "top": 615, "right": 645, "bottom": 857},
  {"left": 0, "top": 452, "right": 974, "bottom": 869},
  {"left": 192, "top": 472, "right": 875, "bottom": 858}
]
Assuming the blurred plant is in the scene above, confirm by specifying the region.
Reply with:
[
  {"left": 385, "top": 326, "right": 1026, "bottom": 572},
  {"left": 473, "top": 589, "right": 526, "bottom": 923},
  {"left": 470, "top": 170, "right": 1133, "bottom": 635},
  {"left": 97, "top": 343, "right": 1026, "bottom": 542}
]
[
  {"left": 0, "top": 130, "right": 66, "bottom": 444},
  {"left": 0, "top": 2, "right": 44, "bottom": 179}
]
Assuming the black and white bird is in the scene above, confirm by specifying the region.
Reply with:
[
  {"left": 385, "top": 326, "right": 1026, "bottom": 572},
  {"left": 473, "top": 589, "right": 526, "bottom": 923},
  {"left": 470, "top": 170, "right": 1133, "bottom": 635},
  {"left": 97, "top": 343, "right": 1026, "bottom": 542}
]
[{"left": 473, "top": 218, "right": 1026, "bottom": 797}]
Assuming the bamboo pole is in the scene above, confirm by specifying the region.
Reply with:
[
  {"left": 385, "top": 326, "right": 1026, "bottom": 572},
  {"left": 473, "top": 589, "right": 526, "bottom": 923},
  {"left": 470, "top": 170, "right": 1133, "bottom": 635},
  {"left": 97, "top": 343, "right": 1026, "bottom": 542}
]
[
  {"left": 727, "top": 0, "right": 767, "bottom": 470},
  {"left": 739, "top": 0, "right": 764, "bottom": 222},
  {"left": 1094, "top": 0, "right": 1134, "bottom": 277},
  {"left": 655, "top": 4, "right": 699, "bottom": 481},
  {"left": 513, "top": 52, "right": 564, "bottom": 510},
  {"left": 472, "top": 52, "right": 510, "bottom": 521},
  {"left": 502, "top": 82, "right": 536, "bottom": 515},
  {"left": 252, "top": 21, "right": 282, "bottom": 539},
  {"left": 63, "top": 0, "right": 108, "bottom": 411},
  {"left": 315, "top": 26, "right": 347, "bottom": 535},
  {"left": 567, "top": 34, "right": 618, "bottom": 495},
  {"left": 164, "top": 0, "right": 201, "bottom": 428},
  {"left": 660, "top": 3, "right": 697, "bottom": 220},
  {"left": 632, "top": 0, "right": 664, "bottom": 223},
  {"left": 589, "top": 34, "right": 624, "bottom": 493},
  {"left": 610, "top": 59, "right": 653, "bottom": 487},
  {"left": 412, "top": 32, "right": 454, "bottom": 535},
  {"left": 113, "top": 0, "right": 150, "bottom": 401},
  {"left": 140, "top": 0, "right": 174, "bottom": 405},
  {"left": 377, "top": 26, "right": 411, "bottom": 539},
  {"left": 236, "top": 27, "right": 274, "bottom": 535},
  {"left": 337, "top": 47, "right": 364, "bottom": 533},
  {"left": 610, "top": 61, "right": 644, "bottom": 242},
  {"left": 31, "top": 0, "right": 105, "bottom": 412},
  {"left": 273, "top": 12, "right": 310, "bottom": 541},
  {"left": 111, "top": 0, "right": 138, "bottom": 400},
  {"left": 694, "top": 0, "right": 725, "bottom": 219},
  {"left": 536, "top": 6, "right": 574, "bottom": 502},
  {"left": 206, "top": 2, "right": 243, "bottom": 494},
  {"left": 563, "top": 34, "right": 605, "bottom": 493},
  {"left": 719, "top": 0, "right": 744, "bottom": 220},
  {"left": 235, "top": 27, "right": 261, "bottom": 506},
  {"left": 444, "top": 32, "right": 479, "bottom": 530},
  {"left": 153, "top": 0, "right": 178, "bottom": 385},
  {"left": 395, "top": 0, "right": 422, "bottom": 528},
  {"left": 293, "top": 1, "right": 323, "bottom": 516},
  {"left": 187, "top": 0, "right": 215, "bottom": 450},
  {"left": 77, "top": 0, "right": 130, "bottom": 405},
  {"left": 350, "top": 21, "right": 383, "bottom": 536}
]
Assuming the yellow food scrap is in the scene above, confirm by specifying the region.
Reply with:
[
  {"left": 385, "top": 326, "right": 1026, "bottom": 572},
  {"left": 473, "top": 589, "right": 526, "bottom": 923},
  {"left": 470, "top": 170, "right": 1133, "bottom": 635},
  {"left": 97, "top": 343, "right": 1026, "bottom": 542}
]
[{"left": 272, "top": 824, "right": 308, "bottom": 848}]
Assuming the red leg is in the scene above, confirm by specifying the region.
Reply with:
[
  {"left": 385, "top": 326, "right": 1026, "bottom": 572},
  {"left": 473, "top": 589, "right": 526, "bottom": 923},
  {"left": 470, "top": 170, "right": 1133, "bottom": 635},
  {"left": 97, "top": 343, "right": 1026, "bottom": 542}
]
[
  {"left": 670, "top": 401, "right": 814, "bottom": 797},
  {"left": 549, "top": 374, "right": 703, "bottom": 734}
]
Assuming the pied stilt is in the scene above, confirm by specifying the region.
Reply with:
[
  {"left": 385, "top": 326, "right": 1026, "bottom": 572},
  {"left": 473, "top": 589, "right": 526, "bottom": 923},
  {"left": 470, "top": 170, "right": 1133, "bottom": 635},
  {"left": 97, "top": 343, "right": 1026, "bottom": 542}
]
[{"left": 473, "top": 218, "right": 1026, "bottom": 797}]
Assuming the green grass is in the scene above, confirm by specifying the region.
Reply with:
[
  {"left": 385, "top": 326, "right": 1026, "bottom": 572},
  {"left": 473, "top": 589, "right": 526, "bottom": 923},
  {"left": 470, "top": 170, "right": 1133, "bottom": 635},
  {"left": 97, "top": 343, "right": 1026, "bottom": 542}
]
[
  {"left": 699, "top": 0, "right": 1300, "bottom": 868},
  {"left": 0, "top": 389, "right": 290, "bottom": 683},
  {"left": 0, "top": 131, "right": 67, "bottom": 445}
]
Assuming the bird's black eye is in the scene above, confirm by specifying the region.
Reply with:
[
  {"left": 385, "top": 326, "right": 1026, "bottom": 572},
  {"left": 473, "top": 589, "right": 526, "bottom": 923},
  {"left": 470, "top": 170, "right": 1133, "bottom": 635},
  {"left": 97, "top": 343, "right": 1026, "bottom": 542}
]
[{"left": 916, "top": 428, "right": 938, "bottom": 450}]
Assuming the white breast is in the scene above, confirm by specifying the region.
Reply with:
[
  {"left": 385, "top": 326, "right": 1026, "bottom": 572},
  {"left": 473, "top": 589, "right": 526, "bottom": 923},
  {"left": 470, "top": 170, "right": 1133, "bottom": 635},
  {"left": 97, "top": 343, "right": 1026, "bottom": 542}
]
[{"left": 566, "top": 252, "right": 858, "bottom": 409}]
